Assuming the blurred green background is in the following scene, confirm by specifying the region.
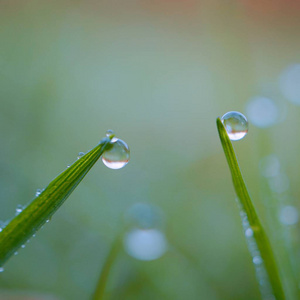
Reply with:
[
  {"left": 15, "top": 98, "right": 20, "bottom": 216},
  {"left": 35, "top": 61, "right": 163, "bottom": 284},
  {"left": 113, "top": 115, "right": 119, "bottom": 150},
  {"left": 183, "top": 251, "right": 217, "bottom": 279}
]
[{"left": 1, "top": 0, "right": 300, "bottom": 299}]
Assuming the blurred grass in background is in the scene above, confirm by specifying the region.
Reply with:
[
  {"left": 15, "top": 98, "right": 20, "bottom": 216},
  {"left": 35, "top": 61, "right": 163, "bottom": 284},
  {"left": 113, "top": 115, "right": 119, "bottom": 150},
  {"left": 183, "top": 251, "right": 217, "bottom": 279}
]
[{"left": 0, "top": 0, "right": 300, "bottom": 299}]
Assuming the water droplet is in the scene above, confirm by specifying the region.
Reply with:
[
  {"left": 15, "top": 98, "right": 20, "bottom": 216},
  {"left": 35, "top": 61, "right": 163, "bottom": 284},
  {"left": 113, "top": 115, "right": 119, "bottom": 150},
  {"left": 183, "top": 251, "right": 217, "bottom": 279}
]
[
  {"left": 32, "top": 234, "right": 36, "bottom": 237},
  {"left": 77, "top": 152, "right": 85, "bottom": 159},
  {"left": 253, "top": 256, "right": 263, "bottom": 265},
  {"left": 0, "top": 228, "right": 2, "bottom": 232},
  {"left": 67, "top": 165, "right": 70, "bottom": 168},
  {"left": 124, "top": 229, "right": 167, "bottom": 261},
  {"left": 35, "top": 189, "right": 43, "bottom": 197},
  {"left": 245, "top": 228, "right": 254, "bottom": 237},
  {"left": 279, "top": 206, "right": 299, "bottom": 225},
  {"left": 106, "top": 129, "right": 114, "bottom": 138},
  {"left": 15, "top": 205, "right": 23, "bottom": 216},
  {"left": 102, "top": 138, "right": 130, "bottom": 169},
  {"left": 14, "top": 252, "right": 18, "bottom": 255},
  {"left": 21, "top": 244, "right": 25, "bottom": 249},
  {"left": 221, "top": 111, "right": 248, "bottom": 141},
  {"left": 279, "top": 64, "right": 300, "bottom": 105},
  {"left": 246, "top": 97, "right": 279, "bottom": 128},
  {"left": 0, "top": 267, "right": 4, "bottom": 272},
  {"left": 46, "top": 219, "right": 50, "bottom": 223}
]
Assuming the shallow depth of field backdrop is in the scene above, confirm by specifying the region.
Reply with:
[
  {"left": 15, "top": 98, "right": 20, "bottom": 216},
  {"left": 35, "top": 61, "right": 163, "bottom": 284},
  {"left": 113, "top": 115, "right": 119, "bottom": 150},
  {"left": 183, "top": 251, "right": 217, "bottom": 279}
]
[{"left": 1, "top": 1, "right": 300, "bottom": 299}]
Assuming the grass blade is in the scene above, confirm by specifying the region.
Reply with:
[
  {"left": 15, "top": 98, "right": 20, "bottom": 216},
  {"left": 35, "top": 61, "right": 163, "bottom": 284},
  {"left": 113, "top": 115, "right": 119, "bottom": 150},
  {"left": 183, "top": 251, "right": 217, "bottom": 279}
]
[
  {"left": 92, "top": 235, "right": 122, "bottom": 300},
  {"left": 0, "top": 136, "right": 113, "bottom": 266},
  {"left": 216, "top": 117, "right": 285, "bottom": 300}
]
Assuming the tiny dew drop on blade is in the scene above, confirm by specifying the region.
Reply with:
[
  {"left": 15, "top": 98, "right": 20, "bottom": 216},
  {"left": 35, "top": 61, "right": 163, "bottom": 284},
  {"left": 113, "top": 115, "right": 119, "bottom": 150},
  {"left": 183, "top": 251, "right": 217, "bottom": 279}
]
[
  {"left": 102, "top": 130, "right": 130, "bottom": 169},
  {"left": 221, "top": 111, "right": 248, "bottom": 141}
]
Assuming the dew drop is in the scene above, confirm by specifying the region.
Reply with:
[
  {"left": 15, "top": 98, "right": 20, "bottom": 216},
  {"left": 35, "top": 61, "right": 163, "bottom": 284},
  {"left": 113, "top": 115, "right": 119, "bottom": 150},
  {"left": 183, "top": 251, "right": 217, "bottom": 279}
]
[
  {"left": 77, "top": 152, "right": 85, "bottom": 159},
  {"left": 102, "top": 138, "right": 130, "bottom": 169},
  {"left": 106, "top": 129, "right": 114, "bottom": 138},
  {"left": 253, "top": 256, "right": 263, "bottom": 265},
  {"left": 21, "top": 244, "right": 25, "bottom": 249},
  {"left": 123, "top": 229, "right": 167, "bottom": 261},
  {"left": 245, "top": 228, "right": 254, "bottom": 237},
  {"left": 0, "top": 267, "right": 4, "bottom": 272},
  {"left": 32, "top": 234, "right": 36, "bottom": 238},
  {"left": 15, "top": 205, "right": 23, "bottom": 216},
  {"left": 46, "top": 219, "right": 50, "bottom": 223},
  {"left": 67, "top": 165, "right": 70, "bottom": 168},
  {"left": 14, "top": 251, "right": 18, "bottom": 255},
  {"left": 35, "top": 189, "right": 43, "bottom": 197},
  {"left": 221, "top": 111, "right": 248, "bottom": 141}
]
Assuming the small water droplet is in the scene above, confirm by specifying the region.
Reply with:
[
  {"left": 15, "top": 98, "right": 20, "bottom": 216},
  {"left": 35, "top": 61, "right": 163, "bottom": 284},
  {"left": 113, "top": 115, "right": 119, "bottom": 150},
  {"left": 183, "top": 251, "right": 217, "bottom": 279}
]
[
  {"left": 245, "top": 228, "right": 254, "bottom": 237},
  {"left": 221, "top": 111, "right": 248, "bottom": 141},
  {"left": 67, "top": 165, "right": 70, "bottom": 168},
  {"left": 102, "top": 138, "right": 130, "bottom": 169},
  {"left": 0, "top": 228, "right": 2, "bottom": 232},
  {"left": 0, "top": 267, "right": 4, "bottom": 272},
  {"left": 14, "top": 251, "right": 18, "bottom": 255},
  {"left": 35, "top": 189, "right": 43, "bottom": 197},
  {"left": 106, "top": 129, "right": 114, "bottom": 137},
  {"left": 253, "top": 256, "right": 263, "bottom": 265},
  {"left": 15, "top": 205, "right": 23, "bottom": 216},
  {"left": 77, "top": 152, "right": 85, "bottom": 159},
  {"left": 21, "top": 244, "right": 25, "bottom": 249},
  {"left": 46, "top": 219, "right": 50, "bottom": 223},
  {"left": 32, "top": 234, "right": 36, "bottom": 237}
]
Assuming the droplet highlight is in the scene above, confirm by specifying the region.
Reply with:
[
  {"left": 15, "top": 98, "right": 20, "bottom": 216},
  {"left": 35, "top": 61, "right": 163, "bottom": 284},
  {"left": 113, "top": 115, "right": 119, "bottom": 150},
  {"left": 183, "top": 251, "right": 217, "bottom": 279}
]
[
  {"left": 15, "top": 205, "right": 23, "bottom": 216},
  {"left": 0, "top": 267, "right": 4, "bottom": 272},
  {"left": 221, "top": 111, "right": 248, "bottom": 141},
  {"left": 102, "top": 138, "right": 130, "bottom": 169}
]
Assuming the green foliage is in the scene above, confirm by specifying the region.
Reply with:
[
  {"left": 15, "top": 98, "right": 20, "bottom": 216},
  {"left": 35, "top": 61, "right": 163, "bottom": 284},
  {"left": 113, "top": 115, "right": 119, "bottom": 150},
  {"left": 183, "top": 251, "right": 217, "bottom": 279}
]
[
  {"left": 216, "top": 117, "right": 285, "bottom": 300},
  {"left": 0, "top": 137, "right": 113, "bottom": 266}
]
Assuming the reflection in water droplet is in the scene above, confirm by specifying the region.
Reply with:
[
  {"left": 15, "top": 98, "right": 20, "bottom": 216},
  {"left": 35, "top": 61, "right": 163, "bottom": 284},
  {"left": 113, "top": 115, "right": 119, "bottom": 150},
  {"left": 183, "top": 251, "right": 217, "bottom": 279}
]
[
  {"left": 246, "top": 97, "right": 279, "bottom": 128},
  {"left": 106, "top": 129, "right": 114, "bottom": 137},
  {"left": 77, "top": 152, "right": 85, "bottom": 159},
  {"left": 124, "top": 229, "right": 167, "bottom": 261},
  {"left": 0, "top": 267, "right": 4, "bottom": 272},
  {"left": 279, "top": 64, "right": 300, "bottom": 105},
  {"left": 102, "top": 138, "right": 130, "bottom": 169},
  {"left": 279, "top": 206, "right": 299, "bottom": 225},
  {"left": 221, "top": 111, "right": 248, "bottom": 141},
  {"left": 259, "top": 155, "right": 280, "bottom": 178}
]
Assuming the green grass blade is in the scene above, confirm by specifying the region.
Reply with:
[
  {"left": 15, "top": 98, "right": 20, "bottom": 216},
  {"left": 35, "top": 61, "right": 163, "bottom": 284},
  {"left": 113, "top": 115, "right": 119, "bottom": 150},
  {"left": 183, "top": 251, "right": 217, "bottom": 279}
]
[
  {"left": 92, "top": 235, "right": 122, "bottom": 300},
  {"left": 0, "top": 136, "right": 113, "bottom": 266},
  {"left": 216, "top": 117, "right": 285, "bottom": 300}
]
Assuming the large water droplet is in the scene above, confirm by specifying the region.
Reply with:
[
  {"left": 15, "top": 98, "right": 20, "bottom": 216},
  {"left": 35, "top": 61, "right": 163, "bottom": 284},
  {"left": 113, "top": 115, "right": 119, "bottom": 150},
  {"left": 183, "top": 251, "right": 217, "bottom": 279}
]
[
  {"left": 123, "top": 229, "right": 167, "bottom": 261},
  {"left": 221, "top": 111, "right": 248, "bottom": 141},
  {"left": 102, "top": 138, "right": 130, "bottom": 169}
]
